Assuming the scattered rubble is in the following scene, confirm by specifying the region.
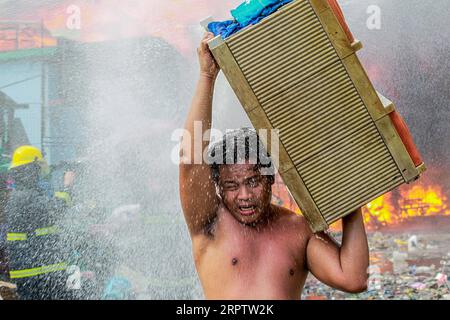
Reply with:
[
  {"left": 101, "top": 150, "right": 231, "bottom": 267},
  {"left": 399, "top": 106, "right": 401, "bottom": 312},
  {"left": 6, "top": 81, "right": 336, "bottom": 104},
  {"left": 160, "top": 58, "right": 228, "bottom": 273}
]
[
  {"left": 303, "top": 231, "right": 450, "bottom": 300},
  {"left": 0, "top": 281, "right": 17, "bottom": 300},
  {"left": 1, "top": 230, "right": 448, "bottom": 300}
]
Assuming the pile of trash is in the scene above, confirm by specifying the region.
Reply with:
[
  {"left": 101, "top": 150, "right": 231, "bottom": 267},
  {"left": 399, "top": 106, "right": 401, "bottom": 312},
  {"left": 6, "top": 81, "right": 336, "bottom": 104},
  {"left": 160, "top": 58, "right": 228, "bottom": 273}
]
[{"left": 303, "top": 231, "right": 450, "bottom": 300}]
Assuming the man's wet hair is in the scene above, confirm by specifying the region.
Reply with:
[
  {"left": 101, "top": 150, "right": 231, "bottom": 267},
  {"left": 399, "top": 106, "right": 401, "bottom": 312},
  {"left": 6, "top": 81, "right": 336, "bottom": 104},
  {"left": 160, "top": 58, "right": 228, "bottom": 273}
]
[{"left": 207, "top": 128, "right": 275, "bottom": 185}]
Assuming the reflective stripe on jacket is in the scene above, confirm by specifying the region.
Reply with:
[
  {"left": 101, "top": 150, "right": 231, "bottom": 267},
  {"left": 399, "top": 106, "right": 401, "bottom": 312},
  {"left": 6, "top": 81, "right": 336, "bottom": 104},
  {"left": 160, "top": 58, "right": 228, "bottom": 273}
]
[
  {"left": 6, "top": 225, "right": 59, "bottom": 241},
  {"left": 9, "top": 262, "right": 67, "bottom": 279},
  {"left": 6, "top": 233, "right": 27, "bottom": 241}
]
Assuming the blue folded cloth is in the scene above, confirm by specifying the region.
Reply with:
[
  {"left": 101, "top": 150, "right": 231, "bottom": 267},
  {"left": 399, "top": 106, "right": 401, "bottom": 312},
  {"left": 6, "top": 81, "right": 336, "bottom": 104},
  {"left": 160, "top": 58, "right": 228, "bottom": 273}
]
[
  {"left": 231, "top": 0, "right": 281, "bottom": 25},
  {"left": 208, "top": 0, "right": 293, "bottom": 39},
  {"left": 208, "top": 20, "right": 240, "bottom": 38}
]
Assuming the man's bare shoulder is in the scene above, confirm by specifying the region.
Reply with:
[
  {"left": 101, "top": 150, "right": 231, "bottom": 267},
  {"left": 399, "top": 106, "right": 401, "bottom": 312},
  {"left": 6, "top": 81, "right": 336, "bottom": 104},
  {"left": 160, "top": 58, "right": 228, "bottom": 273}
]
[{"left": 272, "top": 205, "right": 313, "bottom": 235}]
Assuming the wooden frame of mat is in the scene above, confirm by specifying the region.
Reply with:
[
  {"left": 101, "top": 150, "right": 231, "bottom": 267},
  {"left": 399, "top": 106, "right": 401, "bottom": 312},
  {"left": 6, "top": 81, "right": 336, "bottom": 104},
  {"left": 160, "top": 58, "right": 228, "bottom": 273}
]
[{"left": 207, "top": 0, "right": 424, "bottom": 232}]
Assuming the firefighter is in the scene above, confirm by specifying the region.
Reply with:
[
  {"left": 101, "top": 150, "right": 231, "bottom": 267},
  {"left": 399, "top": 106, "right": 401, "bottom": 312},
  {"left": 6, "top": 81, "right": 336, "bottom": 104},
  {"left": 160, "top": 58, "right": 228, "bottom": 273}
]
[
  {"left": 4, "top": 146, "right": 69, "bottom": 300},
  {"left": 54, "top": 169, "right": 76, "bottom": 207}
]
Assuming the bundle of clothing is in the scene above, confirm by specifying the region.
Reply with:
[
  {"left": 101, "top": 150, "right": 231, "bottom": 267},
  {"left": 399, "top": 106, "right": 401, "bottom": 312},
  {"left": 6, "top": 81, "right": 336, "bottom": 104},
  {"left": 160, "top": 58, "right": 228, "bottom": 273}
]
[{"left": 208, "top": 0, "right": 294, "bottom": 39}]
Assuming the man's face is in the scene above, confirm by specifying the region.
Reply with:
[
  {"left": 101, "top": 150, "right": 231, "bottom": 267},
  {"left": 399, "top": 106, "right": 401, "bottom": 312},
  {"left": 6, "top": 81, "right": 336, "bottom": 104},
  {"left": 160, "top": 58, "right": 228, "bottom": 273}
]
[{"left": 218, "top": 162, "right": 273, "bottom": 226}]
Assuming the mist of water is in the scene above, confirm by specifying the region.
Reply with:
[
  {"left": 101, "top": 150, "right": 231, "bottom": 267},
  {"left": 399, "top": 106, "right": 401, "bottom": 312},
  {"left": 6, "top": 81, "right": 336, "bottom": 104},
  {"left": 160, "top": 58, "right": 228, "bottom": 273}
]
[{"left": 1, "top": 0, "right": 448, "bottom": 300}]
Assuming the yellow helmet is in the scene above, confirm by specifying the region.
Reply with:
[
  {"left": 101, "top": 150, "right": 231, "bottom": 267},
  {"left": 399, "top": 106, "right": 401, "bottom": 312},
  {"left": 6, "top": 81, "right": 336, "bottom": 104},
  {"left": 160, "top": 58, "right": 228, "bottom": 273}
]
[{"left": 10, "top": 145, "right": 44, "bottom": 170}]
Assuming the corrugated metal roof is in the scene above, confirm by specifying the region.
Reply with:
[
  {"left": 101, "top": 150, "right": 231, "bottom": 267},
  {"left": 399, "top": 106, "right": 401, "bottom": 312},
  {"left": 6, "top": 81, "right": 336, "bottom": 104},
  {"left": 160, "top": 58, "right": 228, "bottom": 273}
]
[{"left": 0, "top": 47, "right": 57, "bottom": 63}]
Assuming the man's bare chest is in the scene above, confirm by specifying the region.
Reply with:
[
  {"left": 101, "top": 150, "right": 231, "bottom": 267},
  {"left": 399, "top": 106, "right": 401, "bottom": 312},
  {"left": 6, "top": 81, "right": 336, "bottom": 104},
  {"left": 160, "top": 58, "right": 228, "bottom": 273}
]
[{"left": 199, "top": 224, "right": 306, "bottom": 279}]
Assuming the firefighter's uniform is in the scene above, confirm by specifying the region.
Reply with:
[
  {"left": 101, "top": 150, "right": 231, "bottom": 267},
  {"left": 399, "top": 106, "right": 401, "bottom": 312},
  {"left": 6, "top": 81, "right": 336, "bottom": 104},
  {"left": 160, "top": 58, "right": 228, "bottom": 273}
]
[{"left": 5, "top": 146, "right": 68, "bottom": 300}]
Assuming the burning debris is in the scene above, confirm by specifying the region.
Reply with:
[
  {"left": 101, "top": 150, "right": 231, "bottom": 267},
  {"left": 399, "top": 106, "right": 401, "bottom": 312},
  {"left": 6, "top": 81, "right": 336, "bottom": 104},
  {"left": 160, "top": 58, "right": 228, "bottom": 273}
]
[
  {"left": 363, "top": 182, "right": 450, "bottom": 230},
  {"left": 271, "top": 174, "right": 450, "bottom": 300},
  {"left": 272, "top": 178, "right": 450, "bottom": 232}
]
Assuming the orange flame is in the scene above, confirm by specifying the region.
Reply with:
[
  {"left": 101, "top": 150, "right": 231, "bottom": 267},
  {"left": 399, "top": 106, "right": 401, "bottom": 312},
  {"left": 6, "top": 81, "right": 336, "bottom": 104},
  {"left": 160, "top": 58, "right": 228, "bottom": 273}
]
[
  {"left": 399, "top": 184, "right": 449, "bottom": 218},
  {"left": 363, "top": 193, "right": 397, "bottom": 226},
  {"left": 272, "top": 176, "right": 450, "bottom": 231},
  {"left": 363, "top": 183, "right": 450, "bottom": 230},
  {"left": 272, "top": 174, "right": 302, "bottom": 215}
]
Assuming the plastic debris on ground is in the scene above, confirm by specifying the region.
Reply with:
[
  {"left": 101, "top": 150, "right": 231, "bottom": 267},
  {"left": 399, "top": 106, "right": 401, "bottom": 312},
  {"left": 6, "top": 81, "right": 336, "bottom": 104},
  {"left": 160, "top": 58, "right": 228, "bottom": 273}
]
[
  {"left": 0, "top": 281, "right": 17, "bottom": 300},
  {"left": 303, "top": 231, "right": 450, "bottom": 300},
  {"left": 208, "top": 0, "right": 294, "bottom": 39}
]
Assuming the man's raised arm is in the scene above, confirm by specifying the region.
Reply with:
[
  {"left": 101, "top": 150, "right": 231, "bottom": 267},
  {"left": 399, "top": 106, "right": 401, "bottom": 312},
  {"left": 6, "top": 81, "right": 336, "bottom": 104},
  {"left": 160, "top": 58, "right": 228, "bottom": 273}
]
[
  {"left": 179, "top": 33, "right": 220, "bottom": 237},
  {"left": 306, "top": 208, "right": 369, "bottom": 293}
]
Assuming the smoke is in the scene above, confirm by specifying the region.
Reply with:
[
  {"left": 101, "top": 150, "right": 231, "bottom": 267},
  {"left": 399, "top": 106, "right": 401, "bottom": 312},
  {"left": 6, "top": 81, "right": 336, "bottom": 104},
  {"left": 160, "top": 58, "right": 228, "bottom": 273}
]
[
  {"left": 49, "top": 34, "right": 201, "bottom": 298},
  {"left": 340, "top": 0, "right": 450, "bottom": 188},
  {"left": 0, "top": 0, "right": 242, "bottom": 55},
  {"left": 0, "top": 0, "right": 63, "bottom": 13}
]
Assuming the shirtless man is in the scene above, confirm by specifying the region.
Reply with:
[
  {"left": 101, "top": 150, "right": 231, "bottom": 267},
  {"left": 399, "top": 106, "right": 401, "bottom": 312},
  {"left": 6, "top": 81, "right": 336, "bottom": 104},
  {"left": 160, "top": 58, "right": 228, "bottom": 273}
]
[{"left": 179, "top": 33, "right": 369, "bottom": 300}]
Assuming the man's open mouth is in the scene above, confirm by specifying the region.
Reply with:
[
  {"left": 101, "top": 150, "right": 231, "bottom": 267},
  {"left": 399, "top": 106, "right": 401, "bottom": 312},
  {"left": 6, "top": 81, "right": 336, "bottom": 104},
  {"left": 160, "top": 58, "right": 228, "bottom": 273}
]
[{"left": 238, "top": 205, "right": 257, "bottom": 216}]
